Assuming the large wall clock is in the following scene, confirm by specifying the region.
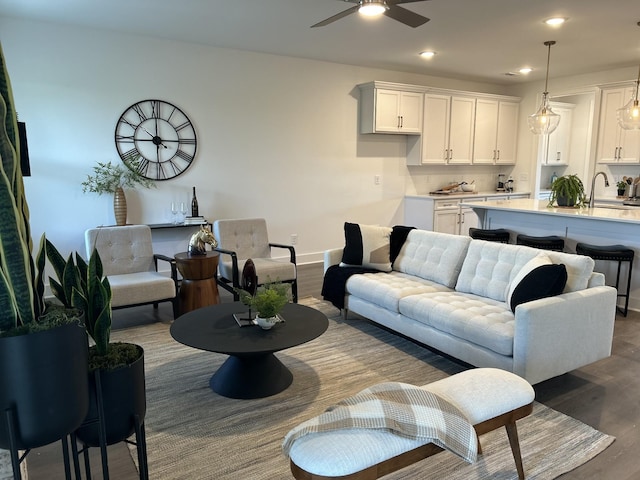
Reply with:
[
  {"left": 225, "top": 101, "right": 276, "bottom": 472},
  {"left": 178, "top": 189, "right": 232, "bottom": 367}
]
[{"left": 114, "top": 99, "right": 197, "bottom": 180}]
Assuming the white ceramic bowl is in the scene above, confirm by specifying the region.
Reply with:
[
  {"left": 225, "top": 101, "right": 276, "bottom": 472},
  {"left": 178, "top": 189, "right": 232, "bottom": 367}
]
[{"left": 461, "top": 184, "right": 475, "bottom": 192}]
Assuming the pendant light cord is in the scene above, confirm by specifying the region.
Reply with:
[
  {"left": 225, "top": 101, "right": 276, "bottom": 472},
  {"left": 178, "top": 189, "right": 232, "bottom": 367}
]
[{"left": 542, "top": 41, "right": 556, "bottom": 95}]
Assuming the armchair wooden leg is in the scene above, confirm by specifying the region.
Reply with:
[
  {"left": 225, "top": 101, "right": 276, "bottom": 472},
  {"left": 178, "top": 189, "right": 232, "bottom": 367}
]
[{"left": 505, "top": 422, "right": 525, "bottom": 480}]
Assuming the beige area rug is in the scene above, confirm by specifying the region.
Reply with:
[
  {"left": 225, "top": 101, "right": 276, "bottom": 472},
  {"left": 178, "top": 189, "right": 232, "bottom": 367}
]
[{"left": 114, "top": 298, "right": 615, "bottom": 479}]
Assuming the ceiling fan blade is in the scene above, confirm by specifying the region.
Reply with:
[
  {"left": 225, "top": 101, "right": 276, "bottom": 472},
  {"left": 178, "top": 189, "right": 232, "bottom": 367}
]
[
  {"left": 384, "top": 4, "right": 430, "bottom": 28},
  {"left": 311, "top": 5, "right": 359, "bottom": 28}
]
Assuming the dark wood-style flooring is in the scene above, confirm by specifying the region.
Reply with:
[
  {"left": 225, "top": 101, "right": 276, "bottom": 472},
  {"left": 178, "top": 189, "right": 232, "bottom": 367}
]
[{"left": 23, "top": 263, "right": 640, "bottom": 479}]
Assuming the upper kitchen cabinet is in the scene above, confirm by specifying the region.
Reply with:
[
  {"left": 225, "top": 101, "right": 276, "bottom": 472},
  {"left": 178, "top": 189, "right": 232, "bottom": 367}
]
[
  {"left": 539, "top": 102, "right": 574, "bottom": 166},
  {"left": 407, "top": 93, "right": 475, "bottom": 165},
  {"left": 596, "top": 86, "right": 640, "bottom": 164},
  {"left": 473, "top": 98, "right": 520, "bottom": 165},
  {"left": 359, "top": 81, "right": 423, "bottom": 134}
]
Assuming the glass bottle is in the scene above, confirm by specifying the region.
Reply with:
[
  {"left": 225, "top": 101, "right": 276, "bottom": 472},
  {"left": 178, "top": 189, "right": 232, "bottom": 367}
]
[{"left": 191, "top": 187, "right": 199, "bottom": 217}]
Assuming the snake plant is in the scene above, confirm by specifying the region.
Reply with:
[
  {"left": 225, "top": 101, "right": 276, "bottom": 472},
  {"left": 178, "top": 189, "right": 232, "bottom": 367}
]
[{"left": 0, "top": 42, "right": 43, "bottom": 332}]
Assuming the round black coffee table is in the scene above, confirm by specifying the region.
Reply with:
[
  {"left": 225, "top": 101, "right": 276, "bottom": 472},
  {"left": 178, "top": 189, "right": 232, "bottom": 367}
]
[{"left": 170, "top": 302, "right": 328, "bottom": 399}]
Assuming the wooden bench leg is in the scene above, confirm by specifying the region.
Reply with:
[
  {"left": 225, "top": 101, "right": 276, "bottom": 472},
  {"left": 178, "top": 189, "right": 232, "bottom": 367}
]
[{"left": 505, "top": 421, "right": 525, "bottom": 480}]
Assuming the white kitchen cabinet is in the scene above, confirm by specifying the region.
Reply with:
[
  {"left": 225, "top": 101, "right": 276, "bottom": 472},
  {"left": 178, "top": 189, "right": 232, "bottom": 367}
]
[
  {"left": 539, "top": 102, "right": 574, "bottom": 165},
  {"left": 473, "top": 99, "right": 519, "bottom": 165},
  {"left": 405, "top": 194, "right": 529, "bottom": 235},
  {"left": 596, "top": 86, "right": 640, "bottom": 163},
  {"left": 407, "top": 93, "right": 475, "bottom": 165},
  {"left": 359, "top": 82, "right": 423, "bottom": 134}
]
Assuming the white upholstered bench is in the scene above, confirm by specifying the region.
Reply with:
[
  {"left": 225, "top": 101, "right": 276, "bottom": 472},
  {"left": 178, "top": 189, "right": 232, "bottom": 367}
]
[{"left": 285, "top": 368, "right": 535, "bottom": 480}]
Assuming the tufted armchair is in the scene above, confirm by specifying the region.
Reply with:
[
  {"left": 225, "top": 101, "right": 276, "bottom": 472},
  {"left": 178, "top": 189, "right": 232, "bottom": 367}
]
[
  {"left": 85, "top": 225, "right": 179, "bottom": 318},
  {"left": 213, "top": 218, "right": 298, "bottom": 302}
]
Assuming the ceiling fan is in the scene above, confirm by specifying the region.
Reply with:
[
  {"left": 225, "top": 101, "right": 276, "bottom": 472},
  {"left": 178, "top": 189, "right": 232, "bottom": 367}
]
[{"left": 311, "top": 0, "right": 430, "bottom": 28}]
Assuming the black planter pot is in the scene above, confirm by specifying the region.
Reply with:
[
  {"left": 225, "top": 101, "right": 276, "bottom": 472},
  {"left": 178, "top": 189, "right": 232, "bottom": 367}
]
[
  {"left": 0, "top": 322, "right": 89, "bottom": 450},
  {"left": 556, "top": 195, "right": 576, "bottom": 207},
  {"left": 75, "top": 345, "right": 146, "bottom": 447}
]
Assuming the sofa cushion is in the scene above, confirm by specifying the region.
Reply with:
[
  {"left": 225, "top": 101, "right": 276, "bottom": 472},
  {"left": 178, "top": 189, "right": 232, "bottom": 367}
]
[
  {"left": 393, "top": 230, "right": 471, "bottom": 288},
  {"left": 399, "top": 292, "right": 515, "bottom": 356},
  {"left": 340, "top": 223, "right": 392, "bottom": 272},
  {"left": 346, "top": 272, "right": 452, "bottom": 312},
  {"left": 455, "top": 240, "right": 540, "bottom": 302},
  {"left": 508, "top": 264, "right": 567, "bottom": 313}
]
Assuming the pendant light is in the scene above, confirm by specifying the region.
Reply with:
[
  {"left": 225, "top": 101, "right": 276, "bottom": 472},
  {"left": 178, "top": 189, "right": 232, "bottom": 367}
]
[
  {"left": 617, "top": 64, "right": 640, "bottom": 130},
  {"left": 528, "top": 41, "right": 561, "bottom": 135}
]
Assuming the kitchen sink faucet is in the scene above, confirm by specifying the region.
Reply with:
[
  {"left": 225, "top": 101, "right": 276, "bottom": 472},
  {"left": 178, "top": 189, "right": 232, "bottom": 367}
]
[{"left": 589, "top": 171, "right": 610, "bottom": 208}]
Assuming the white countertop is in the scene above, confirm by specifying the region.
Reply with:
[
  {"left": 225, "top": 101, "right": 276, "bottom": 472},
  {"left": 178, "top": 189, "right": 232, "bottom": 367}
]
[
  {"left": 461, "top": 198, "right": 640, "bottom": 224},
  {"left": 406, "top": 191, "right": 530, "bottom": 200}
]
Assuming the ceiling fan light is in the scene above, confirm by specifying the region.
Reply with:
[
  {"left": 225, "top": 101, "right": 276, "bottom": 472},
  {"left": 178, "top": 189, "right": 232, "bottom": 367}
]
[
  {"left": 617, "top": 65, "right": 640, "bottom": 130},
  {"left": 420, "top": 51, "right": 436, "bottom": 59},
  {"left": 359, "top": 1, "right": 386, "bottom": 16}
]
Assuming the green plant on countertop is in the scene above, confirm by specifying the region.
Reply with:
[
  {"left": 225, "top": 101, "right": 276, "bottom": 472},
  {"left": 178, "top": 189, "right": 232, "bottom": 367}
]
[
  {"left": 82, "top": 159, "right": 155, "bottom": 195},
  {"left": 237, "top": 281, "right": 290, "bottom": 318},
  {"left": 617, "top": 180, "right": 628, "bottom": 191},
  {"left": 548, "top": 174, "right": 587, "bottom": 208}
]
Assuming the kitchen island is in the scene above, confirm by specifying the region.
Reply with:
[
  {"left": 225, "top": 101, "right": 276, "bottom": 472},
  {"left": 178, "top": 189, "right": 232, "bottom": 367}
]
[{"left": 462, "top": 198, "right": 640, "bottom": 311}]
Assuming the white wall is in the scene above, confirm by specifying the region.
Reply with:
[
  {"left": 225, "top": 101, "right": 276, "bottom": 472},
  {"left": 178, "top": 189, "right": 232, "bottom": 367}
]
[
  {"left": 2, "top": 17, "right": 636, "bottom": 269},
  {"left": 0, "top": 17, "right": 506, "bottom": 265}
]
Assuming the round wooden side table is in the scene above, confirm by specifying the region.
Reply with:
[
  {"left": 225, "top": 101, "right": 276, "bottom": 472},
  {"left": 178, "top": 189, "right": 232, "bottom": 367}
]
[{"left": 174, "top": 251, "right": 220, "bottom": 315}]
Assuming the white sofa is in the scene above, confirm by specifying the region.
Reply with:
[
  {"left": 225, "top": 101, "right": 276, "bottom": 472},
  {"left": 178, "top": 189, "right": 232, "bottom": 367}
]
[{"left": 324, "top": 229, "right": 617, "bottom": 385}]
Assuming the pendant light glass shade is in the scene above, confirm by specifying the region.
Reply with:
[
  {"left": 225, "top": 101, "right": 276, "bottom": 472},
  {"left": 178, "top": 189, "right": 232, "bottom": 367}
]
[
  {"left": 529, "top": 41, "right": 561, "bottom": 135},
  {"left": 617, "top": 65, "right": 640, "bottom": 131}
]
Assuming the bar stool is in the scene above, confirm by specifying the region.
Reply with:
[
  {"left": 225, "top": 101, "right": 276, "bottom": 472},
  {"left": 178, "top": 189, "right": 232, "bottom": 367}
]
[
  {"left": 576, "top": 243, "right": 634, "bottom": 317},
  {"left": 469, "top": 228, "right": 510, "bottom": 243},
  {"left": 516, "top": 234, "right": 565, "bottom": 252}
]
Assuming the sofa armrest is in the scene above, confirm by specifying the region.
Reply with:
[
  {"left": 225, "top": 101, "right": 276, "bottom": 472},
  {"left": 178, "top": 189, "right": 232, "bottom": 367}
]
[
  {"left": 512, "top": 285, "right": 617, "bottom": 384},
  {"left": 324, "top": 248, "right": 343, "bottom": 273}
]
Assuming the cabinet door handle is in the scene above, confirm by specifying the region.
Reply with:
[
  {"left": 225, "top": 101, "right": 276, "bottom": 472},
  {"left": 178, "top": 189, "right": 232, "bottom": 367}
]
[
  {"left": 496, "top": 149, "right": 500, "bottom": 160},
  {"left": 449, "top": 149, "right": 453, "bottom": 160},
  {"left": 556, "top": 151, "right": 561, "bottom": 162},
  {"left": 400, "top": 116, "right": 403, "bottom": 128},
  {"left": 615, "top": 146, "right": 620, "bottom": 160}
]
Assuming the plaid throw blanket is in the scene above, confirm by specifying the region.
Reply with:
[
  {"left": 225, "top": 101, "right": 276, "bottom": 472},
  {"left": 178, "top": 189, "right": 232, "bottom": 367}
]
[{"left": 282, "top": 382, "right": 478, "bottom": 463}]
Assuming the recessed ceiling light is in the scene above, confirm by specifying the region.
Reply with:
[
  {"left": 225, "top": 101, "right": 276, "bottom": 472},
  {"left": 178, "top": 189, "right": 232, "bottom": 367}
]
[
  {"left": 519, "top": 67, "right": 533, "bottom": 74},
  {"left": 545, "top": 17, "right": 568, "bottom": 26},
  {"left": 420, "top": 51, "right": 436, "bottom": 59}
]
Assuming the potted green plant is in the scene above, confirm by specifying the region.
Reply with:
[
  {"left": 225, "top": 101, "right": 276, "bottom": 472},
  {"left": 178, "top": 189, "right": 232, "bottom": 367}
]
[
  {"left": 48, "top": 246, "right": 147, "bottom": 466},
  {"left": 237, "top": 282, "right": 290, "bottom": 330},
  {"left": 0, "top": 43, "right": 89, "bottom": 478},
  {"left": 548, "top": 174, "right": 587, "bottom": 208},
  {"left": 82, "top": 159, "right": 155, "bottom": 226},
  {"left": 617, "top": 180, "right": 628, "bottom": 197}
]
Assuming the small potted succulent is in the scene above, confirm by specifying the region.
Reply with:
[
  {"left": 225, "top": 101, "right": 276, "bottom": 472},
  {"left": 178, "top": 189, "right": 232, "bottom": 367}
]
[{"left": 548, "top": 174, "right": 587, "bottom": 208}]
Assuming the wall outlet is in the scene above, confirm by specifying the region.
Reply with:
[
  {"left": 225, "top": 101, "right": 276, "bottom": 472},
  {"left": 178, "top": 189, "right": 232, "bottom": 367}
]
[
  {"left": 290, "top": 234, "right": 298, "bottom": 245},
  {"left": 519, "top": 173, "right": 528, "bottom": 182},
  {"left": 374, "top": 175, "right": 381, "bottom": 185}
]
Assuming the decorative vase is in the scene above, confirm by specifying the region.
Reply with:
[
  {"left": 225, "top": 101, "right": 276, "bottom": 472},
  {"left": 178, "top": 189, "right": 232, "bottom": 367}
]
[
  {"left": 113, "top": 187, "right": 127, "bottom": 226},
  {"left": 255, "top": 316, "right": 278, "bottom": 330}
]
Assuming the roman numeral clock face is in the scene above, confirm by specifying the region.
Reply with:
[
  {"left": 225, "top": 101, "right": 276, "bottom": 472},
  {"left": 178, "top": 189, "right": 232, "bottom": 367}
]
[{"left": 115, "top": 99, "right": 197, "bottom": 180}]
